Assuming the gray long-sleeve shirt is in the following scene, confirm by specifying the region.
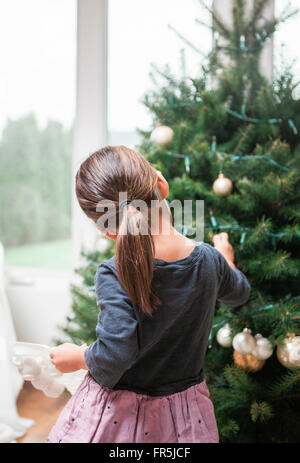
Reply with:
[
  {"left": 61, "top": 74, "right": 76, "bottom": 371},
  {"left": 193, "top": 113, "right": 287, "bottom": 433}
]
[{"left": 84, "top": 241, "right": 251, "bottom": 396}]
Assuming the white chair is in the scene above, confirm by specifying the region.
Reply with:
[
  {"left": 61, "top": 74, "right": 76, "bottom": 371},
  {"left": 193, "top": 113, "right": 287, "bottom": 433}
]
[{"left": 0, "top": 243, "right": 33, "bottom": 443}]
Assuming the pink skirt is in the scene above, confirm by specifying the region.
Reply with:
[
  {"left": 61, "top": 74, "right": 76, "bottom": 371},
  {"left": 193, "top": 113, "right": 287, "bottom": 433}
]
[{"left": 47, "top": 373, "right": 219, "bottom": 443}]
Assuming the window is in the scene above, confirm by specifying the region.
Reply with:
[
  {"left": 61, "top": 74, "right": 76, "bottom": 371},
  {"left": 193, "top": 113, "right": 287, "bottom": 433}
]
[
  {"left": 0, "top": 0, "right": 76, "bottom": 270},
  {"left": 275, "top": 0, "right": 300, "bottom": 91},
  {"left": 107, "top": 0, "right": 211, "bottom": 147},
  {"left": 108, "top": 0, "right": 300, "bottom": 147},
  {"left": 1, "top": 0, "right": 298, "bottom": 270}
]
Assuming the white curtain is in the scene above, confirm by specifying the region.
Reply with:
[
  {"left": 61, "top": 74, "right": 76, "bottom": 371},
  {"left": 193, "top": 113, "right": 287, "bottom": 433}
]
[{"left": 0, "top": 243, "right": 33, "bottom": 443}]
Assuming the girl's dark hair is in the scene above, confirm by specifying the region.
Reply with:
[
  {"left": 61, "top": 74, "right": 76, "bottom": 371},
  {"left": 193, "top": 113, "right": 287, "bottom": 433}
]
[{"left": 75, "top": 145, "right": 162, "bottom": 316}]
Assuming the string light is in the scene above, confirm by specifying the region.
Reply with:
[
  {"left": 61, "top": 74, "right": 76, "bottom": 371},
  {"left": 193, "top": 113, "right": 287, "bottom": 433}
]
[
  {"left": 214, "top": 31, "right": 268, "bottom": 53},
  {"left": 164, "top": 150, "right": 191, "bottom": 173},
  {"left": 160, "top": 142, "right": 290, "bottom": 176},
  {"left": 214, "top": 151, "right": 290, "bottom": 172},
  {"left": 225, "top": 107, "right": 298, "bottom": 135},
  {"left": 206, "top": 213, "right": 290, "bottom": 243},
  {"left": 211, "top": 136, "right": 291, "bottom": 171},
  {"left": 166, "top": 96, "right": 298, "bottom": 136},
  {"left": 168, "top": 95, "right": 198, "bottom": 108}
]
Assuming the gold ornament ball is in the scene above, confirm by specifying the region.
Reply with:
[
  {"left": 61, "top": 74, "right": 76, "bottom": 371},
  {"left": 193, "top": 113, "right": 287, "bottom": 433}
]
[
  {"left": 233, "top": 350, "right": 265, "bottom": 372},
  {"left": 277, "top": 336, "right": 300, "bottom": 370},
  {"left": 213, "top": 173, "right": 233, "bottom": 196},
  {"left": 150, "top": 125, "right": 174, "bottom": 147}
]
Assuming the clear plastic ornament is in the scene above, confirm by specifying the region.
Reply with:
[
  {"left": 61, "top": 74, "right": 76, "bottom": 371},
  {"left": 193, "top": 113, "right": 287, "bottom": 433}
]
[
  {"left": 44, "top": 381, "right": 65, "bottom": 398},
  {"left": 18, "top": 357, "right": 42, "bottom": 381},
  {"left": 12, "top": 342, "right": 87, "bottom": 398}
]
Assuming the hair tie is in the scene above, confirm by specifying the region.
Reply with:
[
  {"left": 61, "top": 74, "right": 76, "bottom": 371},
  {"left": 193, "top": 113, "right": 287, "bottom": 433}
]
[{"left": 119, "top": 199, "right": 132, "bottom": 210}]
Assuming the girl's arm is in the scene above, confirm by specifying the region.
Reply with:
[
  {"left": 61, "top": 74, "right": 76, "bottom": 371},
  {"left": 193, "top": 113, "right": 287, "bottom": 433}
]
[
  {"left": 212, "top": 232, "right": 235, "bottom": 268},
  {"left": 50, "top": 262, "right": 139, "bottom": 380},
  {"left": 84, "top": 262, "right": 139, "bottom": 388},
  {"left": 212, "top": 233, "right": 251, "bottom": 307}
]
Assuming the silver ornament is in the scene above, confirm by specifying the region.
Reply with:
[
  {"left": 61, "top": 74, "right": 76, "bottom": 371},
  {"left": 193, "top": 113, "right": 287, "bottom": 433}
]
[
  {"left": 213, "top": 173, "right": 233, "bottom": 196},
  {"left": 277, "top": 336, "right": 300, "bottom": 370},
  {"left": 216, "top": 323, "right": 232, "bottom": 347},
  {"left": 232, "top": 328, "right": 256, "bottom": 355},
  {"left": 150, "top": 125, "right": 174, "bottom": 147},
  {"left": 252, "top": 334, "right": 273, "bottom": 360}
]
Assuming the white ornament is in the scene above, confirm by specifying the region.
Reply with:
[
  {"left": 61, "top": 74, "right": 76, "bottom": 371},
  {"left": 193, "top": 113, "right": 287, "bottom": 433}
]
[
  {"left": 44, "top": 381, "right": 65, "bottom": 398},
  {"left": 32, "top": 371, "right": 53, "bottom": 391},
  {"left": 213, "top": 173, "right": 233, "bottom": 196},
  {"left": 232, "top": 328, "right": 256, "bottom": 355},
  {"left": 18, "top": 357, "right": 41, "bottom": 381},
  {"left": 252, "top": 334, "right": 273, "bottom": 360},
  {"left": 150, "top": 125, "right": 174, "bottom": 147},
  {"left": 12, "top": 342, "right": 87, "bottom": 398},
  {"left": 277, "top": 336, "right": 300, "bottom": 370},
  {"left": 216, "top": 323, "right": 232, "bottom": 347}
]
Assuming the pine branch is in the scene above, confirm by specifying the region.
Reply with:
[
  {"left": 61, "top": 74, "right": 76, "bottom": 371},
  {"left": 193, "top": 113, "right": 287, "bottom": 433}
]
[
  {"left": 250, "top": 400, "right": 273, "bottom": 423},
  {"left": 268, "top": 369, "right": 300, "bottom": 397},
  {"left": 215, "top": 397, "right": 248, "bottom": 414},
  {"left": 71, "top": 285, "right": 97, "bottom": 306},
  {"left": 279, "top": 225, "right": 300, "bottom": 243},
  {"left": 241, "top": 218, "right": 271, "bottom": 251},
  {"left": 247, "top": 0, "right": 272, "bottom": 30},
  {"left": 232, "top": 0, "right": 246, "bottom": 46},
  {"left": 149, "top": 72, "right": 159, "bottom": 88},
  {"left": 233, "top": 124, "right": 254, "bottom": 155},
  {"left": 276, "top": 2, "right": 299, "bottom": 26},
  {"left": 223, "top": 364, "right": 257, "bottom": 392},
  {"left": 167, "top": 25, "right": 205, "bottom": 56},
  {"left": 218, "top": 419, "right": 240, "bottom": 440},
  {"left": 262, "top": 251, "right": 299, "bottom": 281},
  {"left": 198, "top": 0, "right": 231, "bottom": 38},
  {"left": 150, "top": 63, "right": 178, "bottom": 87},
  {"left": 195, "top": 18, "right": 212, "bottom": 31}
]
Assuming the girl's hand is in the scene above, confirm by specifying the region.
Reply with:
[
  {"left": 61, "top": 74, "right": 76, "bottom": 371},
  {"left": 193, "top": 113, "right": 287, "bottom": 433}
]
[
  {"left": 49, "top": 343, "right": 88, "bottom": 373},
  {"left": 212, "top": 232, "right": 236, "bottom": 269}
]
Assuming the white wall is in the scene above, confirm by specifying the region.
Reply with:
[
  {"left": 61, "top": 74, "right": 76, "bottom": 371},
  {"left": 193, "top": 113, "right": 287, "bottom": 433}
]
[{"left": 6, "top": 271, "right": 75, "bottom": 346}]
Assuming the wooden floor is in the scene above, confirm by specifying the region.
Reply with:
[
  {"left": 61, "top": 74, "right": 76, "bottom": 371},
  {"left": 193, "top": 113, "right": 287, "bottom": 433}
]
[{"left": 16, "top": 382, "right": 70, "bottom": 443}]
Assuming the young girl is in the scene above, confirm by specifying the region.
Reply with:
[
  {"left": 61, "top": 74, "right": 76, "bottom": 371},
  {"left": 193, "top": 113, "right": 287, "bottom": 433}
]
[{"left": 47, "top": 145, "right": 250, "bottom": 443}]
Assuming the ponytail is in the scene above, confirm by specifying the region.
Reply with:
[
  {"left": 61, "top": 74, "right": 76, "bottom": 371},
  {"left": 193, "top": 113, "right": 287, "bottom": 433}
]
[
  {"left": 75, "top": 145, "right": 165, "bottom": 317},
  {"left": 115, "top": 203, "right": 161, "bottom": 317}
]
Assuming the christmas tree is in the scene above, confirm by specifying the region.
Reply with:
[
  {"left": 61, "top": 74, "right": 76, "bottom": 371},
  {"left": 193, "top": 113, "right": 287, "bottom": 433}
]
[
  {"left": 60, "top": 0, "right": 300, "bottom": 442},
  {"left": 138, "top": 0, "right": 300, "bottom": 442}
]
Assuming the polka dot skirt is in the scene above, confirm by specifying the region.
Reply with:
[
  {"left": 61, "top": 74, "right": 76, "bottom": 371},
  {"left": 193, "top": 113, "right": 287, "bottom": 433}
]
[{"left": 47, "top": 373, "right": 219, "bottom": 443}]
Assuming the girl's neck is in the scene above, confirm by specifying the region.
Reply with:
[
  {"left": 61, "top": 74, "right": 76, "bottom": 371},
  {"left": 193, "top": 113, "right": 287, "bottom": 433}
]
[{"left": 152, "top": 217, "right": 195, "bottom": 262}]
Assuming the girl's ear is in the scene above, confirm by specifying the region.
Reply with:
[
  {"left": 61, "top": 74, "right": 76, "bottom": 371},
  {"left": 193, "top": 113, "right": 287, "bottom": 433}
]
[
  {"left": 156, "top": 171, "right": 169, "bottom": 199},
  {"left": 105, "top": 232, "right": 118, "bottom": 241}
]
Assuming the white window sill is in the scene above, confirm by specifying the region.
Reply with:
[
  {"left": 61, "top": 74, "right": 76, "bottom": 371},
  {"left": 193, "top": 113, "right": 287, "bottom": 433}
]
[{"left": 5, "top": 266, "right": 79, "bottom": 288}]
